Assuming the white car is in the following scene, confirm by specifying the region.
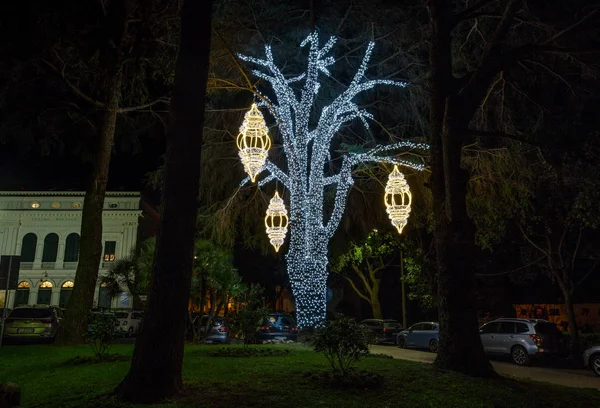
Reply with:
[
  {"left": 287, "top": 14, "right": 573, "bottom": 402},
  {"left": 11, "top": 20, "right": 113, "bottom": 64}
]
[
  {"left": 583, "top": 345, "right": 600, "bottom": 376},
  {"left": 114, "top": 310, "right": 143, "bottom": 336}
]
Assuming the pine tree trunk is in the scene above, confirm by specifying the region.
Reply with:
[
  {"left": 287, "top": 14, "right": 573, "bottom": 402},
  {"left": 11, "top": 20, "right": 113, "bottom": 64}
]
[
  {"left": 563, "top": 291, "right": 582, "bottom": 366},
  {"left": 56, "top": 70, "right": 122, "bottom": 345},
  {"left": 115, "top": 0, "right": 213, "bottom": 402}
]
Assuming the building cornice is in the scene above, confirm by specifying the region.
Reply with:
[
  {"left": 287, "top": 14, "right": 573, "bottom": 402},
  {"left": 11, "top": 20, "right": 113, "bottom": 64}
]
[{"left": 0, "top": 191, "right": 140, "bottom": 197}]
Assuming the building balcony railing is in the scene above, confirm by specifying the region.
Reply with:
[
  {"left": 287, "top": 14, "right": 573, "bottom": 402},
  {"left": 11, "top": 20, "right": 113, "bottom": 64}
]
[
  {"left": 63, "top": 262, "right": 78, "bottom": 270},
  {"left": 41, "top": 262, "right": 56, "bottom": 269},
  {"left": 20, "top": 262, "right": 34, "bottom": 270}
]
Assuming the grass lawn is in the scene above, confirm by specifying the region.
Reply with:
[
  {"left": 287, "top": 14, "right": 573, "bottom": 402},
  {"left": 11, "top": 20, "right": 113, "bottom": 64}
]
[{"left": 1, "top": 343, "right": 598, "bottom": 408}]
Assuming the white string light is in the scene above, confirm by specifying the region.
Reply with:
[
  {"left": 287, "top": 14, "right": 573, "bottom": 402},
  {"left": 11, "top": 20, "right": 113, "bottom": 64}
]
[
  {"left": 384, "top": 165, "right": 412, "bottom": 234},
  {"left": 237, "top": 32, "right": 428, "bottom": 328}
]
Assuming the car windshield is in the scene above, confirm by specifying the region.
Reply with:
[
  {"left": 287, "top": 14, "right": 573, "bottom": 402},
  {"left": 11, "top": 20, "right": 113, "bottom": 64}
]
[
  {"left": 383, "top": 321, "right": 401, "bottom": 328},
  {"left": 534, "top": 322, "right": 561, "bottom": 336},
  {"left": 114, "top": 312, "right": 128, "bottom": 319},
  {"left": 9, "top": 308, "right": 52, "bottom": 318}
]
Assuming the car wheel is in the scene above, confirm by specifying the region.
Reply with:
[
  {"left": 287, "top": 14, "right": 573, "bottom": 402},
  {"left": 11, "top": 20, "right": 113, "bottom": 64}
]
[
  {"left": 428, "top": 339, "right": 439, "bottom": 353},
  {"left": 511, "top": 345, "right": 530, "bottom": 366},
  {"left": 397, "top": 336, "right": 406, "bottom": 348},
  {"left": 591, "top": 354, "right": 600, "bottom": 376}
]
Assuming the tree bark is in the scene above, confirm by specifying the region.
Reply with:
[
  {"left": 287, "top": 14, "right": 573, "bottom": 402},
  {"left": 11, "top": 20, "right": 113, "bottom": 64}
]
[
  {"left": 563, "top": 290, "right": 582, "bottom": 366},
  {"left": 428, "top": 0, "right": 495, "bottom": 377},
  {"left": 56, "top": 70, "right": 122, "bottom": 344},
  {"left": 370, "top": 285, "right": 383, "bottom": 319},
  {"left": 115, "top": 0, "right": 213, "bottom": 402}
]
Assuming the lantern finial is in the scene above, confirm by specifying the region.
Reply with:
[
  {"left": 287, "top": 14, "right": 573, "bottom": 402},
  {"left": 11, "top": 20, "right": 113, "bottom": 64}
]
[
  {"left": 384, "top": 165, "right": 412, "bottom": 234},
  {"left": 265, "top": 191, "right": 289, "bottom": 252},
  {"left": 237, "top": 103, "right": 272, "bottom": 182}
]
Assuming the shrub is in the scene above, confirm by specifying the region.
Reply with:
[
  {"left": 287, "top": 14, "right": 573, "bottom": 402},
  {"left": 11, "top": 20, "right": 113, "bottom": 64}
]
[
  {"left": 310, "top": 315, "right": 370, "bottom": 375},
  {"left": 85, "top": 312, "right": 120, "bottom": 359},
  {"left": 226, "top": 284, "right": 269, "bottom": 347}
]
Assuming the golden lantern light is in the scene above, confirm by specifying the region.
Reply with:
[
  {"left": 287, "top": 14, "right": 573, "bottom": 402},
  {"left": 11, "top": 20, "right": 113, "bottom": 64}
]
[
  {"left": 265, "top": 191, "right": 289, "bottom": 252},
  {"left": 237, "top": 103, "right": 272, "bottom": 182},
  {"left": 384, "top": 165, "right": 412, "bottom": 234}
]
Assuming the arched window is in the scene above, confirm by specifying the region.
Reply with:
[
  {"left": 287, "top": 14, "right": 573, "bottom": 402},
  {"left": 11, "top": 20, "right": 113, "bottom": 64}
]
[
  {"left": 39, "top": 281, "right": 53, "bottom": 289},
  {"left": 59, "top": 281, "right": 74, "bottom": 308},
  {"left": 20, "top": 233, "right": 38, "bottom": 262},
  {"left": 61, "top": 281, "right": 74, "bottom": 288},
  {"left": 64, "top": 233, "right": 80, "bottom": 262},
  {"left": 15, "top": 281, "right": 30, "bottom": 306},
  {"left": 42, "top": 233, "right": 59, "bottom": 262},
  {"left": 37, "top": 281, "right": 53, "bottom": 305}
]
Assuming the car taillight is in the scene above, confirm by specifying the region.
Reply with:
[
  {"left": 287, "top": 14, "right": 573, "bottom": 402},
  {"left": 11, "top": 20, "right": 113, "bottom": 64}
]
[
  {"left": 218, "top": 327, "right": 228, "bottom": 333},
  {"left": 260, "top": 325, "right": 270, "bottom": 331},
  {"left": 529, "top": 334, "right": 541, "bottom": 345},
  {"left": 291, "top": 326, "right": 298, "bottom": 333},
  {"left": 383, "top": 327, "right": 387, "bottom": 333},
  {"left": 39, "top": 319, "right": 53, "bottom": 325}
]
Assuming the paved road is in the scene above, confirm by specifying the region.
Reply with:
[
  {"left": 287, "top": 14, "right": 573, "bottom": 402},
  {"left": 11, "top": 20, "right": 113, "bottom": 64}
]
[{"left": 370, "top": 345, "right": 600, "bottom": 391}]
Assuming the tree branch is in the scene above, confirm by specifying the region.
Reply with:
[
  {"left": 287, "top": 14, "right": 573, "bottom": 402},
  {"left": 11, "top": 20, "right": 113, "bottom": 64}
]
[
  {"left": 464, "top": 129, "right": 541, "bottom": 147},
  {"left": 455, "top": 0, "right": 497, "bottom": 23},
  {"left": 518, "top": 224, "right": 550, "bottom": 258},
  {"left": 42, "top": 59, "right": 107, "bottom": 109},
  {"left": 574, "top": 258, "right": 600, "bottom": 290},
  {"left": 350, "top": 265, "right": 373, "bottom": 297}
]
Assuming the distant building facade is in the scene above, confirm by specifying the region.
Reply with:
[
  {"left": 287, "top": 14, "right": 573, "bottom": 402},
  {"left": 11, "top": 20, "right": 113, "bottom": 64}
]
[
  {"left": 514, "top": 303, "right": 600, "bottom": 332},
  {"left": 0, "top": 191, "right": 141, "bottom": 309}
]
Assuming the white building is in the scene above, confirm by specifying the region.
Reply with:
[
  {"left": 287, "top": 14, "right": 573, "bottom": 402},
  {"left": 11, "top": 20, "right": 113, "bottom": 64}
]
[{"left": 0, "top": 191, "right": 141, "bottom": 309}]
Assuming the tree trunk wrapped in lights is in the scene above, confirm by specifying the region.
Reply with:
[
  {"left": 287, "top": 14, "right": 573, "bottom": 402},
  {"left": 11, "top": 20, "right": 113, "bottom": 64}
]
[
  {"left": 236, "top": 103, "right": 272, "bottom": 182},
  {"left": 264, "top": 191, "right": 289, "bottom": 252},
  {"left": 238, "top": 32, "right": 428, "bottom": 328},
  {"left": 384, "top": 165, "right": 412, "bottom": 234}
]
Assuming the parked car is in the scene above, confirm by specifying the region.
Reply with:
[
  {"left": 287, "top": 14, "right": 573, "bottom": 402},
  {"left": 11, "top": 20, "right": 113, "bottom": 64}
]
[
  {"left": 1, "top": 306, "right": 63, "bottom": 342},
  {"left": 479, "top": 318, "right": 565, "bottom": 366},
  {"left": 583, "top": 345, "right": 600, "bottom": 376},
  {"left": 256, "top": 312, "right": 298, "bottom": 343},
  {"left": 361, "top": 319, "right": 403, "bottom": 344},
  {"left": 396, "top": 322, "right": 439, "bottom": 352},
  {"left": 113, "top": 310, "right": 143, "bottom": 336},
  {"left": 196, "top": 316, "right": 230, "bottom": 344}
]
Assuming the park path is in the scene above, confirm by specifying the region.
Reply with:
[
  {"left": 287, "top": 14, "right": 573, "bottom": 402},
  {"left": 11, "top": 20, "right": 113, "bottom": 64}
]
[{"left": 369, "top": 345, "right": 600, "bottom": 391}]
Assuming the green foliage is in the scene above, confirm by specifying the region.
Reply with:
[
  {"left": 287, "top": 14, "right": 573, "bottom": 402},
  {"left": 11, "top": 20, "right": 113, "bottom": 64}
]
[
  {"left": 100, "top": 238, "right": 155, "bottom": 302},
  {"left": 401, "top": 247, "right": 436, "bottom": 310},
  {"left": 226, "top": 284, "right": 269, "bottom": 347},
  {"left": 333, "top": 230, "right": 399, "bottom": 273},
  {"left": 85, "top": 313, "right": 120, "bottom": 359},
  {"left": 310, "top": 315, "right": 371, "bottom": 375}
]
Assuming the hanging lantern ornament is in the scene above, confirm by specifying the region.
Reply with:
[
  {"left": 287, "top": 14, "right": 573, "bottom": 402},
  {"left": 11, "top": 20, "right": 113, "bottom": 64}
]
[
  {"left": 265, "top": 191, "right": 289, "bottom": 252},
  {"left": 384, "top": 165, "right": 412, "bottom": 234},
  {"left": 237, "top": 103, "right": 272, "bottom": 182}
]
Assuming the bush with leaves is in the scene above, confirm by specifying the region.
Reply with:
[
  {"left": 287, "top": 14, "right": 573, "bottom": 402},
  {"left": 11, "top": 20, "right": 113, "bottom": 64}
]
[
  {"left": 85, "top": 312, "right": 120, "bottom": 359},
  {"left": 310, "top": 315, "right": 371, "bottom": 375},
  {"left": 226, "top": 284, "right": 269, "bottom": 347}
]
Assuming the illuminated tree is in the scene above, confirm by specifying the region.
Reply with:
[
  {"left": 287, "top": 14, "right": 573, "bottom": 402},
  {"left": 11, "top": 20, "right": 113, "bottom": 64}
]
[{"left": 238, "top": 32, "right": 427, "bottom": 328}]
